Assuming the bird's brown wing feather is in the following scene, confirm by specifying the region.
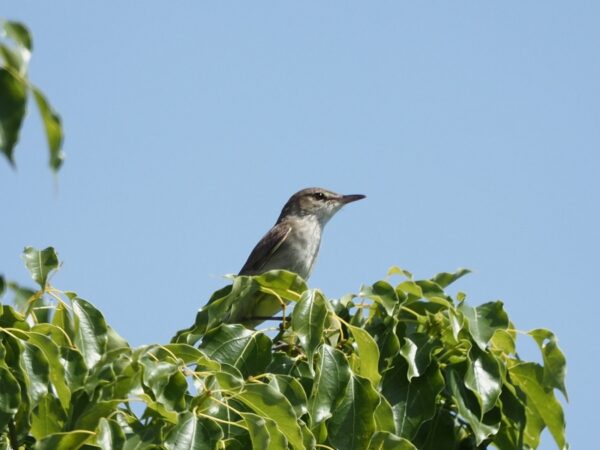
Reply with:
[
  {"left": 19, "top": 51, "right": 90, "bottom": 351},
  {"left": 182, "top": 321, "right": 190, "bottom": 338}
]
[{"left": 239, "top": 222, "right": 292, "bottom": 275}]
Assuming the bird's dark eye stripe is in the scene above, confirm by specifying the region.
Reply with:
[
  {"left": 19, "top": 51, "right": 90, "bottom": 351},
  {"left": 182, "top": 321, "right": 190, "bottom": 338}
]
[{"left": 313, "top": 192, "right": 326, "bottom": 200}]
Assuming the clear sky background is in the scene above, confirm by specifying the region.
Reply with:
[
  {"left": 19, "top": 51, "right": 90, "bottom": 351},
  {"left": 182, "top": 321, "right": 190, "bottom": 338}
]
[{"left": 2, "top": 2, "right": 598, "bottom": 449}]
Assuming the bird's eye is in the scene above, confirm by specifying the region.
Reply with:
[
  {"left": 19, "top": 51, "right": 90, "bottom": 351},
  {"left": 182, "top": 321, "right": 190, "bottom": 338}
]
[{"left": 313, "top": 192, "right": 326, "bottom": 200}]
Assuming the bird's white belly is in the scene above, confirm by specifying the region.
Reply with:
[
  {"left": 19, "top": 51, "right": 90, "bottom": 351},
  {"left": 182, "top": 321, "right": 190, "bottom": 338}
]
[{"left": 264, "top": 220, "right": 322, "bottom": 279}]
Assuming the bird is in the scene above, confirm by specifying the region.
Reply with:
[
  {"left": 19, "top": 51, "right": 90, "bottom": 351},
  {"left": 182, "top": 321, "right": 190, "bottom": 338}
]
[{"left": 231, "top": 187, "right": 365, "bottom": 324}]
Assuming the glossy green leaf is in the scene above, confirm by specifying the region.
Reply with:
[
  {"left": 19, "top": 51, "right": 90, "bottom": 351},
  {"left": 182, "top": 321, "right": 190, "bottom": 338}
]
[
  {"left": 241, "top": 412, "right": 287, "bottom": 450},
  {"left": 346, "top": 322, "right": 381, "bottom": 386},
  {"left": 464, "top": 346, "right": 502, "bottom": 414},
  {"left": 447, "top": 365, "right": 501, "bottom": 444},
  {"left": 236, "top": 383, "right": 305, "bottom": 450},
  {"left": 327, "top": 374, "right": 380, "bottom": 450},
  {"left": 508, "top": 362, "right": 567, "bottom": 449},
  {"left": 30, "top": 394, "right": 67, "bottom": 439},
  {"left": 140, "top": 359, "right": 187, "bottom": 412},
  {"left": 72, "top": 298, "right": 108, "bottom": 368},
  {"left": 291, "top": 289, "right": 327, "bottom": 368},
  {"left": 360, "top": 280, "right": 399, "bottom": 316},
  {"left": 528, "top": 328, "right": 568, "bottom": 400},
  {"left": 0, "top": 67, "right": 27, "bottom": 164},
  {"left": 74, "top": 400, "right": 122, "bottom": 431},
  {"left": 200, "top": 324, "right": 272, "bottom": 377},
  {"left": 382, "top": 362, "right": 444, "bottom": 439},
  {"left": 22, "top": 247, "right": 59, "bottom": 290},
  {"left": 95, "top": 418, "right": 125, "bottom": 450},
  {"left": 459, "top": 301, "right": 509, "bottom": 350},
  {"left": 268, "top": 374, "right": 308, "bottom": 418},
  {"left": 308, "top": 345, "right": 351, "bottom": 428},
  {"left": 399, "top": 334, "right": 437, "bottom": 381},
  {"left": 34, "top": 430, "right": 94, "bottom": 450},
  {"left": 25, "top": 331, "right": 71, "bottom": 410},
  {"left": 164, "top": 412, "right": 223, "bottom": 449},
  {"left": 368, "top": 431, "right": 417, "bottom": 450},
  {"left": 32, "top": 86, "right": 64, "bottom": 171},
  {"left": 20, "top": 341, "right": 51, "bottom": 405}
]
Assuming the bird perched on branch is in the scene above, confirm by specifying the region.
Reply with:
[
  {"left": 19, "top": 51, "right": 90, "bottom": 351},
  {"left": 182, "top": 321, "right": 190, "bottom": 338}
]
[{"left": 233, "top": 187, "right": 365, "bottom": 323}]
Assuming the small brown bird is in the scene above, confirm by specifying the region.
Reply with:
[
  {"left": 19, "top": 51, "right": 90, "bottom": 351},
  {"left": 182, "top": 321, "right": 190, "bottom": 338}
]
[{"left": 233, "top": 187, "right": 365, "bottom": 323}]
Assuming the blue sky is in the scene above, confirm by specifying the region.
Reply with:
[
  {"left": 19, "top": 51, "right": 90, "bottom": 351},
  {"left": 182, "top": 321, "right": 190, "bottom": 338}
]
[{"left": 2, "top": 2, "right": 598, "bottom": 448}]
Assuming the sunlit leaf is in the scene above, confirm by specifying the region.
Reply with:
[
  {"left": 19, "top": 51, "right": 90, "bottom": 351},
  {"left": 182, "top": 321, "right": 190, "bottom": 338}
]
[
  {"left": 528, "top": 328, "right": 568, "bottom": 400},
  {"left": 34, "top": 430, "right": 94, "bottom": 450},
  {"left": 236, "top": 383, "right": 305, "bottom": 450},
  {"left": 327, "top": 373, "right": 380, "bottom": 450},
  {"left": 22, "top": 247, "right": 59, "bottom": 290},
  {"left": 508, "top": 362, "right": 567, "bottom": 449},
  {"left": 459, "top": 301, "right": 509, "bottom": 351},
  {"left": 291, "top": 289, "right": 327, "bottom": 368},
  {"left": 464, "top": 346, "right": 502, "bottom": 414},
  {"left": 200, "top": 324, "right": 272, "bottom": 377},
  {"left": 72, "top": 297, "right": 108, "bottom": 368},
  {"left": 308, "top": 345, "right": 351, "bottom": 428},
  {"left": 32, "top": 86, "right": 64, "bottom": 171},
  {"left": 431, "top": 268, "right": 471, "bottom": 288}
]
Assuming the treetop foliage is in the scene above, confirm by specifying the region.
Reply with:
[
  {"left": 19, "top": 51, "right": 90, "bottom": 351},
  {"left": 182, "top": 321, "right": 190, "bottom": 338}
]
[{"left": 0, "top": 247, "right": 568, "bottom": 449}]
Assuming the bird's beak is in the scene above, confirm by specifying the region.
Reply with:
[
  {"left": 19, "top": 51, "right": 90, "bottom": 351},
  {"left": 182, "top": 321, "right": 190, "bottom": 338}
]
[{"left": 340, "top": 194, "right": 366, "bottom": 204}]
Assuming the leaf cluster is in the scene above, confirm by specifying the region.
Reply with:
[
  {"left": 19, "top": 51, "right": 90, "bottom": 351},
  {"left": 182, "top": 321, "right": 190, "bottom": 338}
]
[
  {"left": 0, "top": 20, "right": 64, "bottom": 171},
  {"left": 0, "top": 248, "right": 567, "bottom": 449}
]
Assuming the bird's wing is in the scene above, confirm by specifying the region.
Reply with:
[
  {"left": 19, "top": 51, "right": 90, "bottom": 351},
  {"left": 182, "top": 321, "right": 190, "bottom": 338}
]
[{"left": 239, "top": 222, "right": 292, "bottom": 275}]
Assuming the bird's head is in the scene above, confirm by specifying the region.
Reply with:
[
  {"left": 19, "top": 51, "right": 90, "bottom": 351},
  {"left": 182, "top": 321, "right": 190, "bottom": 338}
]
[{"left": 277, "top": 187, "right": 366, "bottom": 225}]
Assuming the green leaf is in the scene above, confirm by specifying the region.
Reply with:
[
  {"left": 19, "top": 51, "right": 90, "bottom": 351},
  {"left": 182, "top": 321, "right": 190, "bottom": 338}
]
[
  {"left": 73, "top": 400, "right": 122, "bottom": 431},
  {"left": 360, "top": 280, "right": 399, "bottom": 316},
  {"left": 399, "top": 334, "right": 437, "bottom": 381},
  {"left": 34, "top": 431, "right": 94, "bottom": 450},
  {"left": 368, "top": 431, "right": 417, "bottom": 450},
  {"left": 459, "top": 301, "right": 509, "bottom": 350},
  {"left": 0, "top": 365, "right": 21, "bottom": 430},
  {"left": 414, "top": 408, "right": 458, "bottom": 450},
  {"left": 0, "top": 275, "right": 5, "bottom": 297},
  {"left": 30, "top": 394, "right": 67, "bottom": 439},
  {"left": 528, "top": 328, "right": 568, "bottom": 400},
  {"left": 268, "top": 374, "right": 308, "bottom": 418},
  {"left": 140, "top": 359, "right": 187, "bottom": 412},
  {"left": 25, "top": 331, "right": 71, "bottom": 410},
  {"left": 200, "top": 324, "right": 272, "bottom": 377},
  {"left": 241, "top": 412, "right": 287, "bottom": 450},
  {"left": 165, "top": 412, "right": 224, "bottom": 450},
  {"left": 72, "top": 298, "right": 108, "bottom": 368},
  {"left": 235, "top": 383, "right": 305, "bottom": 450},
  {"left": 95, "top": 418, "right": 125, "bottom": 450},
  {"left": 346, "top": 322, "right": 381, "bottom": 386},
  {"left": 431, "top": 268, "right": 471, "bottom": 288},
  {"left": 447, "top": 365, "right": 501, "bottom": 445},
  {"left": 20, "top": 341, "right": 51, "bottom": 406},
  {"left": 2, "top": 21, "right": 33, "bottom": 50},
  {"left": 22, "top": 247, "right": 59, "bottom": 290},
  {"left": 308, "top": 345, "right": 351, "bottom": 428},
  {"left": 291, "top": 289, "right": 327, "bottom": 368},
  {"left": 464, "top": 346, "right": 502, "bottom": 414},
  {"left": 32, "top": 86, "right": 64, "bottom": 172},
  {"left": 386, "top": 266, "right": 413, "bottom": 280},
  {"left": 1, "top": 21, "right": 32, "bottom": 75},
  {"left": 508, "top": 362, "right": 567, "bottom": 449},
  {"left": 327, "top": 374, "right": 380, "bottom": 450},
  {"left": 382, "top": 362, "right": 444, "bottom": 440},
  {"left": 0, "top": 67, "right": 27, "bottom": 164}
]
